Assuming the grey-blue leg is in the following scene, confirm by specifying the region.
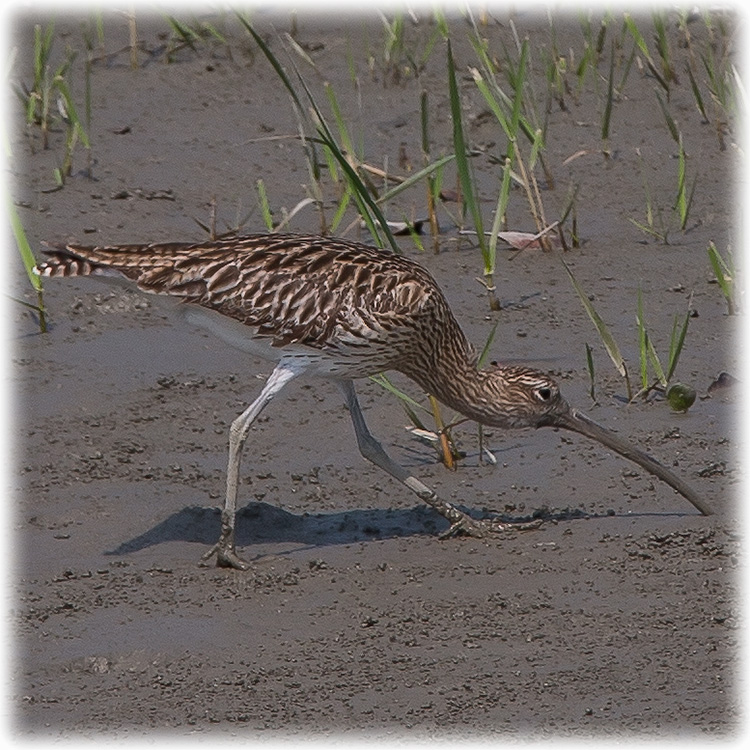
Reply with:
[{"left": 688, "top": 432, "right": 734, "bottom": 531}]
[{"left": 203, "top": 361, "right": 304, "bottom": 568}]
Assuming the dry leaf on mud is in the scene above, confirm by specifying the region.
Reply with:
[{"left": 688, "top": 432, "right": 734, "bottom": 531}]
[{"left": 497, "top": 231, "right": 562, "bottom": 251}]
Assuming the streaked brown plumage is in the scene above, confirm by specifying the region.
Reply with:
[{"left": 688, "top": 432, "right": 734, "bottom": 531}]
[{"left": 36, "top": 233, "right": 711, "bottom": 569}]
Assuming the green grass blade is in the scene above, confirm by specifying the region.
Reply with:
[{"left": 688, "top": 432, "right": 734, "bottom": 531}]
[
  {"left": 656, "top": 90, "right": 680, "bottom": 144},
  {"left": 652, "top": 12, "right": 673, "bottom": 82},
  {"left": 324, "top": 82, "right": 355, "bottom": 155},
  {"left": 10, "top": 200, "right": 42, "bottom": 292},
  {"left": 585, "top": 342, "right": 596, "bottom": 401},
  {"left": 236, "top": 14, "right": 304, "bottom": 112},
  {"left": 666, "top": 309, "right": 690, "bottom": 382},
  {"left": 489, "top": 156, "right": 513, "bottom": 260},
  {"left": 602, "top": 39, "right": 615, "bottom": 141},
  {"left": 623, "top": 13, "right": 669, "bottom": 92},
  {"left": 683, "top": 173, "right": 698, "bottom": 231},
  {"left": 53, "top": 76, "right": 90, "bottom": 148},
  {"left": 11, "top": 194, "right": 48, "bottom": 330},
  {"left": 624, "top": 15, "right": 650, "bottom": 58},
  {"left": 646, "top": 334, "right": 666, "bottom": 386},
  {"left": 201, "top": 22, "right": 228, "bottom": 45},
  {"left": 471, "top": 68, "right": 513, "bottom": 140},
  {"left": 707, "top": 241, "right": 732, "bottom": 299},
  {"left": 686, "top": 61, "right": 708, "bottom": 121},
  {"left": 477, "top": 320, "right": 499, "bottom": 368},
  {"left": 637, "top": 288, "right": 666, "bottom": 386},
  {"left": 447, "top": 40, "right": 487, "bottom": 263},
  {"left": 675, "top": 135, "right": 687, "bottom": 227},
  {"left": 239, "top": 14, "right": 397, "bottom": 251},
  {"left": 315, "top": 122, "right": 397, "bottom": 250},
  {"left": 420, "top": 89, "right": 430, "bottom": 156},
  {"left": 434, "top": 10, "right": 449, "bottom": 40},
  {"left": 558, "top": 183, "right": 580, "bottom": 227},
  {"left": 256, "top": 178, "right": 274, "bottom": 230},
  {"left": 322, "top": 135, "right": 391, "bottom": 246},
  {"left": 636, "top": 288, "right": 649, "bottom": 389},
  {"left": 508, "top": 39, "right": 528, "bottom": 140},
  {"left": 369, "top": 373, "right": 430, "bottom": 419},
  {"left": 293, "top": 60, "right": 398, "bottom": 250},
  {"left": 376, "top": 153, "right": 455, "bottom": 205},
  {"left": 329, "top": 186, "right": 352, "bottom": 234},
  {"left": 165, "top": 16, "right": 199, "bottom": 50},
  {"left": 284, "top": 31, "right": 318, "bottom": 70},
  {"left": 468, "top": 33, "right": 539, "bottom": 148}
]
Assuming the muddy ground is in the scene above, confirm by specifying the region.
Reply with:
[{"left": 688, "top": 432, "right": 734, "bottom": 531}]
[{"left": 8, "top": 8, "right": 742, "bottom": 741}]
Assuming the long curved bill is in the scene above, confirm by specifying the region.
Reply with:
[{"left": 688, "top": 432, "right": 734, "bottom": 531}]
[{"left": 552, "top": 407, "right": 712, "bottom": 516}]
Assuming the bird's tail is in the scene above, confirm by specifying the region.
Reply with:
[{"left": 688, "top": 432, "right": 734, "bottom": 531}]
[{"left": 35, "top": 242, "right": 131, "bottom": 280}]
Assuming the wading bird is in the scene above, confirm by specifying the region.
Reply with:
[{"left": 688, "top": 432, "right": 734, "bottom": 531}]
[{"left": 37, "top": 233, "right": 712, "bottom": 569}]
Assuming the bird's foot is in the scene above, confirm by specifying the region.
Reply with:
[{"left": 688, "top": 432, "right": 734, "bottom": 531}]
[
  {"left": 438, "top": 514, "right": 542, "bottom": 539},
  {"left": 200, "top": 542, "right": 251, "bottom": 570},
  {"left": 438, "top": 513, "right": 489, "bottom": 539},
  {"left": 481, "top": 517, "right": 544, "bottom": 533}
]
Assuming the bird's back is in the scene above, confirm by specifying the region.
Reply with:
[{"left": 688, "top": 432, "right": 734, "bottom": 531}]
[{"left": 38, "top": 233, "right": 470, "bottom": 377}]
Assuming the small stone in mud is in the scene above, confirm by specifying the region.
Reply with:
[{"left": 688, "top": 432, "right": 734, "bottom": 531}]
[{"left": 707, "top": 371, "right": 738, "bottom": 394}]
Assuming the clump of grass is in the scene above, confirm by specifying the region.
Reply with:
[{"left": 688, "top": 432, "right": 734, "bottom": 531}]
[
  {"left": 575, "top": 13, "right": 610, "bottom": 97},
  {"left": 446, "top": 38, "right": 500, "bottom": 309},
  {"left": 629, "top": 148, "right": 669, "bottom": 242},
  {"left": 629, "top": 133, "right": 696, "bottom": 242},
  {"left": 238, "top": 13, "right": 420, "bottom": 250},
  {"left": 20, "top": 23, "right": 59, "bottom": 150},
  {"left": 164, "top": 16, "right": 230, "bottom": 63},
  {"left": 633, "top": 289, "right": 693, "bottom": 408},
  {"left": 53, "top": 72, "right": 91, "bottom": 185},
  {"left": 466, "top": 26, "right": 558, "bottom": 307},
  {"left": 564, "top": 260, "right": 695, "bottom": 408},
  {"left": 562, "top": 259, "right": 632, "bottom": 401},
  {"left": 623, "top": 13, "right": 670, "bottom": 94},
  {"left": 379, "top": 11, "right": 405, "bottom": 84},
  {"left": 652, "top": 92, "right": 699, "bottom": 233},
  {"left": 377, "top": 11, "right": 441, "bottom": 85},
  {"left": 683, "top": 11, "right": 740, "bottom": 150},
  {"left": 674, "top": 134, "right": 697, "bottom": 231},
  {"left": 651, "top": 11, "right": 678, "bottom": 87},
  {"left": 17, "top": 22, "right": 91, "bottom": 186}
]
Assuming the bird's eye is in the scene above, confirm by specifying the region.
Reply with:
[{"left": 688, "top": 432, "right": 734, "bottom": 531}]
[{"left": 537, "top": 387, "right": 553, "bottom": 401}]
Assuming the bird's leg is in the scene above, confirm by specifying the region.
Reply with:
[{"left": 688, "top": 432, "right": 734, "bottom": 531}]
[
  {"left": 202, "top": 361, "right": 302, "bottom": 569},
  {"left": 338, "top": 380, "right": 499, "bottom": 538}
]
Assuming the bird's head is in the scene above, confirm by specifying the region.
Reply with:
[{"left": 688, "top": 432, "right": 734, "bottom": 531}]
[
  {"left": 477, "top": 364, "right": 570, "bottom": 429},
  {"left": 474, "top": 363, "right": 711, "bottom": 517}
]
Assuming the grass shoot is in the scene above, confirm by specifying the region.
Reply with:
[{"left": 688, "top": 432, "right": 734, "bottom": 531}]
[
  {"left": 9, "top": 198, "right": 46, "bottom": 332},
  {"left": 707, "top": 242, "right": 736, "bottom": 315}
]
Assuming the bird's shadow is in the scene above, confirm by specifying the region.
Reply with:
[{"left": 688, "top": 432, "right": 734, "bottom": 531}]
[{"left": 104, "top": 502, "right": 676, "bottom": 559}]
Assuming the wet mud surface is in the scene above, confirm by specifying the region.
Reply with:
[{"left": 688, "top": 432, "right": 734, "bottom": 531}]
[{"left": 9, "top": 10, "right": 741, "bottom": 739}]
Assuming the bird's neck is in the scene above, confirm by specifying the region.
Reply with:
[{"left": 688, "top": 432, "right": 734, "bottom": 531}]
[
  {"left": 397, "top": 318, "right": 491, "bottom": 422},
  {"left": 422, "top": 363, "right": 494, "bottom": 424}
]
